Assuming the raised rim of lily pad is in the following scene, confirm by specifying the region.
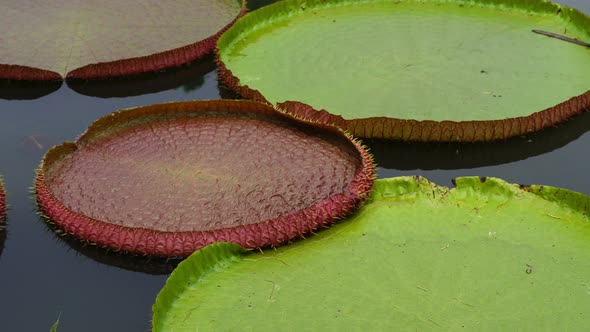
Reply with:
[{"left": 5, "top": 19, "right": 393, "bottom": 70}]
[
  {"left": 0, "top": 0, "right": 246, "bottom": 81},
  {"left": 152, "top": 175, "right": 590, "bottom": 330},
  {"left": 364, "top": 109, "right": 590, "bottom": 170},
  {"left": 216, "top": 0, "right": 590, "bottom": 142},
  {"left": 43, "top": 218, "right": 181, "bottom": 275},
  {"left": 35, "top": 100, "right": 375, "bottom": 257},
  {"left": 66, "top": 55, "right": 216, "bottom": 98}
]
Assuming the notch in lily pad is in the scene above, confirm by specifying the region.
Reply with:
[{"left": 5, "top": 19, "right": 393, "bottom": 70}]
[
  {"left": 0, "top": 0, "right": 246, "bottom": 81},
  {"left": 152, "top": 176, "right": 590, "bottom": 330},
  {"left": 217, "top": 0, "right": 590, "bottom": 142},
  {"left": 35, "top": 100, "right": 375, "bottom": 257}
]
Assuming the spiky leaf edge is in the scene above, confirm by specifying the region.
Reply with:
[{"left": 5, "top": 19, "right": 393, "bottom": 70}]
[
  {"left": 35, "top": 99, "right": 375, "bottom": 257},
  {"left": 0, "top": 0, "right": 246, "bottom": 81},
  {"left": 216, "top": 0, "right": 590, "bottom": 142}
]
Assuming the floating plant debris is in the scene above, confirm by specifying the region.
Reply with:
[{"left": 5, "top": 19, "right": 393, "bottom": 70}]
[
  {"left": 35, "top": 100, "right": 375, "bottom": 257},
  {"left": 532, "top": 29, "right": 590, "bottom": 47},
  {"left": 217, "top": 0, "right": 590, "bottom": 141},
  {"left": 153, "top": 176, "right": 590, "bottom": 330},
  {"left": 0, "top": 0, "right": 245, "bottom": 80}
]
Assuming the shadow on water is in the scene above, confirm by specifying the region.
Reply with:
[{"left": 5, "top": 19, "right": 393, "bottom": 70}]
[
  {"left": 0, "top": 222, "right": 5, "bottom": 259},
  {"left": 366, "top": 110, "right": 590, "bottom": 170},
  {"left": 42, "top": 218, "right": 181, "bottom": 275},
  {"left": 67, "top": 55, "right": 216, "bottom": 98},
  {"left": 0, "top": 80, "right": 63, "bottom": 100}
]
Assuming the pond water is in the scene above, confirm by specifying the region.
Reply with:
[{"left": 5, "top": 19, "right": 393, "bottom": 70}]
[{"left": 0, "top": 0, "right": 588, "bottom": 331}]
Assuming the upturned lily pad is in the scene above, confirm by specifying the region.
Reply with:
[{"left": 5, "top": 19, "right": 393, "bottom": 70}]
[
  {"left": 152, "top": 176, "right": 590, "bottom": 331},
  {"left": 217, "top": 0, "right": 590, "bottom": 142},
  {"left": 35, "top": 100, "right": 375, "bottom": 257},
  {"left": 0, "top": 0, "right": 245, "bottom": 80}
]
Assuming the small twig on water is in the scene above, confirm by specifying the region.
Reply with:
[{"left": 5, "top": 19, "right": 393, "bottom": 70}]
[{"left": 532, "top": 29, "right": 590, "bottom": 47}]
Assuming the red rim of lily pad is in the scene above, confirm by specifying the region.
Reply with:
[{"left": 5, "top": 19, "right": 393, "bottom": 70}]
[
  {"left": 216, "top": 0, "right": 590, "bottom": 142},
  {"left": 35, "top": 100, "right": 375, "bottom": 257},
  {"left": 0, "top": 0, "right": 246, "bottom": 81},
  {"left": 274, "top": 97, "right": 590, "bottom": 142},
  {"left": 43, "top": 220, "right": 181, "bottom": 275}
]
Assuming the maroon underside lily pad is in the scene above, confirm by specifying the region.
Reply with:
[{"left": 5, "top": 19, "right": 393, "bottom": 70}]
[
  {"left": 0, "top": 0, "right": 246, "bottom": 81},
  {"left": 35, "top": 100, "right": 375, "bottom": 257}
]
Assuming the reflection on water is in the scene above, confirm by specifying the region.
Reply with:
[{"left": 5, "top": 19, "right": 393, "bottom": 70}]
[
  {"left": 68, "top": 55, "right": 215, "bottom": 98},
  {"left": 1, "top": 55, "right": 215, "bottom": 100},
  {"left": 43, "top": 219, "right": 180, "bottom": 275},
  {"left": 0, "top": 0, "right": 588, "bottom": 331},
  {"left": 0, "top": 47, "right": 220, "bottom": 332},
  {"left": 0, "top": 222, "right": 5, "bottom": 259},
  {"left": 0, "top": 80, "right": 63, "bottom": 100},
  {"left": 367, "top": 110, "right": 590, "bottom": 170}
]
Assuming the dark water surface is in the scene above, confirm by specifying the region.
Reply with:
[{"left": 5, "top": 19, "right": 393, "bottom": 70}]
[{"left": 0, "top": 0, "right": 588, "bottom": 331}]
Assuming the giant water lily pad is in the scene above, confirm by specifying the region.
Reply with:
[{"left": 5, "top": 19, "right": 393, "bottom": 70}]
[
  {"left": 217, "top": 0, "right": 590, "bottom": 141},
  {"left": 0, "top": 0, "right": 245, "bottom": 80},
  {"left": 153, "top": 176, "right": 590, "bottom": 330},
  {"left": 35, "top": 100, "right": 375, "bottom": 257}
]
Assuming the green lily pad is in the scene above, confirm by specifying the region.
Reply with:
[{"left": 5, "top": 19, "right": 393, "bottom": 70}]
[
  {"left": 153, "top": 176, "right": 590, "bottom": 330},
  {"left": 217, "top": 0, "right": 590, "bottom": 141},
  {"left": 0, "top": 0, "right": 245, "bottom": 80}
]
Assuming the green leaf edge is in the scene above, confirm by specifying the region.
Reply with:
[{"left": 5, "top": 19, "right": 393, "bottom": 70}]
[
  {"left": 219, "top": 0, "right": 590, "bottom": 54},
  {"left": 49, "top": 316, "right": 60, "bottom": 332},
  {"left": 152, "top": 242, "right": 248, "bottom": 331},
  {"left": 151, "top": 175, "right": 590, "bottom": 331},
  {"left": 217, "top": 0, "right": 590, "bottom": 142}
]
